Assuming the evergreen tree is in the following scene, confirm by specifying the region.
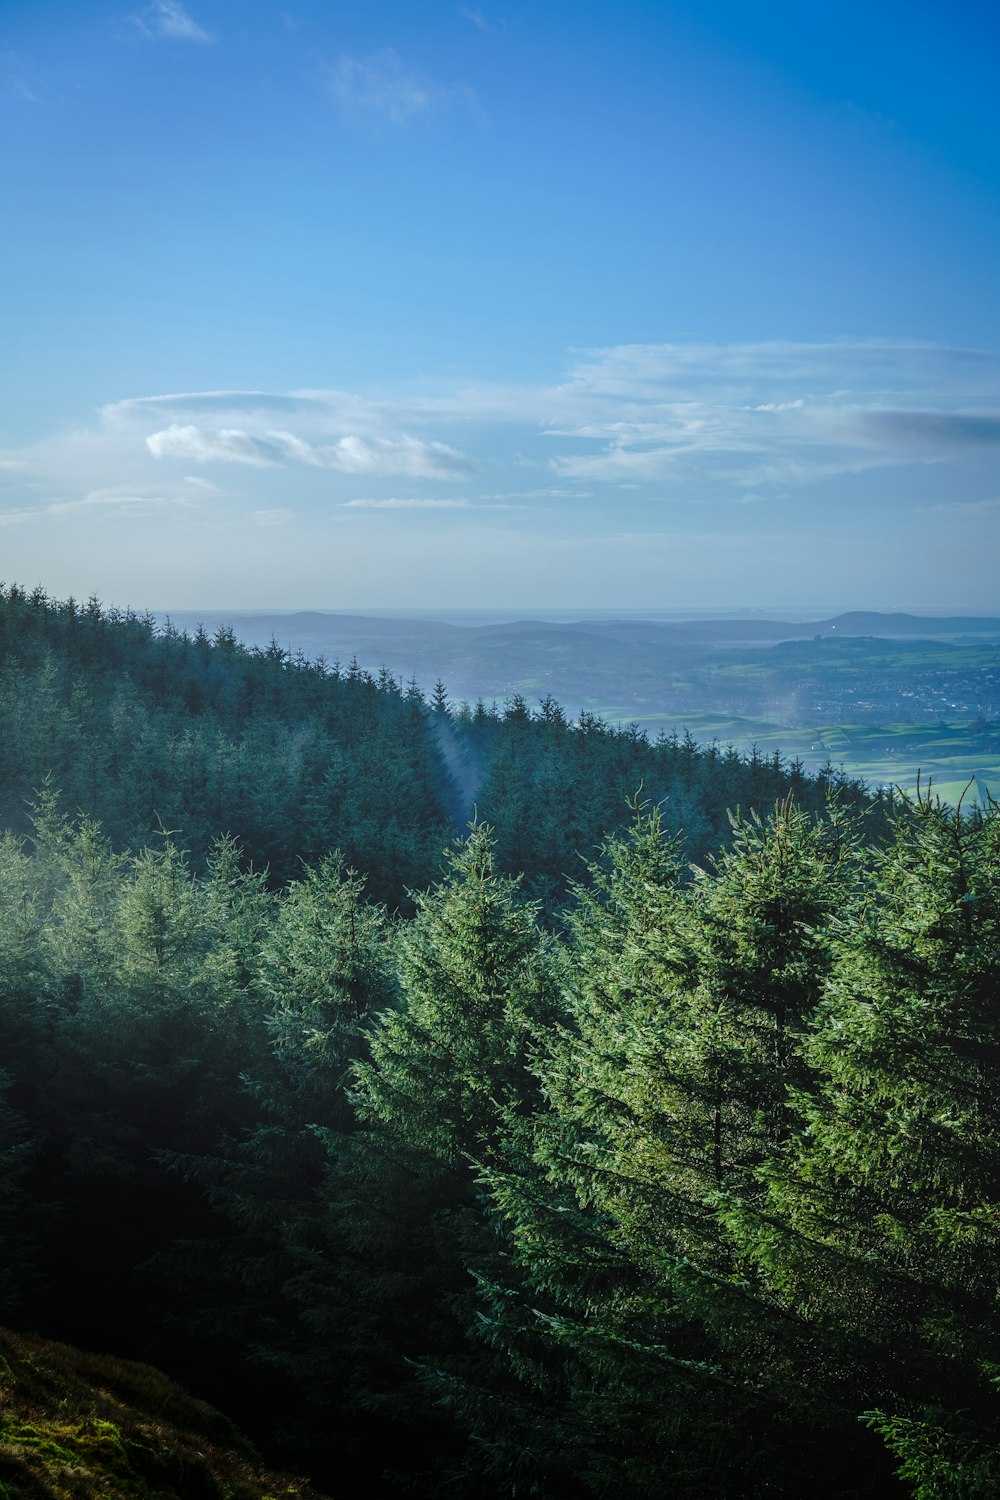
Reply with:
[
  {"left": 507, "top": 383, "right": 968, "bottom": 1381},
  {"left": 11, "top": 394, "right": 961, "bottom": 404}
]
[
  {"left": 155, "top": 856, "right": 395, "bottom": 1475},
  {"left": 355, "top": 821, "right": 554, "bottom": 1165},
  {"left": 738, "top": 792, "right": 1000, "bottom": 1495},
  {"left": 342, "top": 823, "right": 558, "bottom": 1486},
  {"left": 475, "top": 797, "right": 871, "bottom": 1497}
]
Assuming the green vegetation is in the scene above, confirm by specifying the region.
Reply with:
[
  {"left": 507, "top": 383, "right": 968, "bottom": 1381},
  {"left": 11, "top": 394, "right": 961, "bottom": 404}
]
[
  {"left": 0, "top": 1326, "right": 329, "bottom": 1498},
  {"left": 169, "top": 611, "right": 1000, "bottom": 772},
  {"left": 2, "top": 584, "right": 1000, "bottom": 1496},
  {"left": 0, "top": 583, "right": 870, "bottom": 918},
  {"left": 604, "top": 712, "right": 1000, "bottom": 803}
]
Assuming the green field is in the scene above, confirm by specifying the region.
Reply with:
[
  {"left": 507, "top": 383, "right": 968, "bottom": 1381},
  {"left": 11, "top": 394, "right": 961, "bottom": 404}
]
[{"left": 600, "top": 712, "right": 1000, "bottom": 806}]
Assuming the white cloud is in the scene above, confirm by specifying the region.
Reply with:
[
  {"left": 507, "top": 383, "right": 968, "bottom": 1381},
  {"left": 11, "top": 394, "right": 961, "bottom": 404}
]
[
  {"left": 147, "top": 424, "right": 477, "bottom": 477},
  {"left": 326, "top": 48, "right": 476, "bottom": 127},
  {"left": 325, "top": 435, "right": 477, "bottom": 477},
  {"left": 559, "top": 339, "right": 991, "bottom": 400},
  {"left": 132, "top": 1, "right": 213, "bottom": 43},
  {"left": 458, "top": 6, "right": 489, "bottom": 29},
  {"left": 343, "top": 497, "right": 471, "bottom": 509},
  {"left": 253, "top": 508, "right": 293, "bottom": 526},
  {"left": 146, "top": 426, "right": 315, "bottom": 466},
  {"left": 103, "top": 390, "right": 327, "bottom": 422},
  {"left": 538, "top": 341, "right": 1000, "bottom": 489},
  {"left": 480, "top": 487, "right": 593, "bottom": 499},
  {"left": 6, "top": 341, "right": 998, "bottom": 549}
]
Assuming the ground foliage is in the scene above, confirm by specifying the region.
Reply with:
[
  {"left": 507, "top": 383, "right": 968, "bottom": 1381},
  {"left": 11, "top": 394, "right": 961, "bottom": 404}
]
[
  {"left": 2, "top": 584, "right": 997, "bottom": 1497},
  {"left": 0, "top": 1325, "right": 330, "bottom": 1499}
]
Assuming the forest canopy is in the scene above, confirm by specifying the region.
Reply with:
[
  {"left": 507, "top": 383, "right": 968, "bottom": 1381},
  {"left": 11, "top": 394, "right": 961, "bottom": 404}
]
[{"left": 1, "top": 583, "right": 997, "bottom": 1498}]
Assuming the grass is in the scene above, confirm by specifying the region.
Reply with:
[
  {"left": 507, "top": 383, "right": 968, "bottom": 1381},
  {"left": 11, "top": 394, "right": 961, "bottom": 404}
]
[{"left": 0, "top": 1326, "right": 329, "bottom": 1500}]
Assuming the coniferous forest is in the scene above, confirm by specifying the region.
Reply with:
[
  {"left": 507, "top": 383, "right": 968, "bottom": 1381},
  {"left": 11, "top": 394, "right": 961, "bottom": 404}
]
[{"left": 2, "top": 582, "right": 1000, "bottom": 1498}]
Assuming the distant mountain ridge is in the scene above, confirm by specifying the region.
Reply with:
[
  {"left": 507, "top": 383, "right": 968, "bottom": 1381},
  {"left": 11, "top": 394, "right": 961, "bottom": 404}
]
[
  {"left": 161, "top": 608, "right": 1000, "bottom": 648},
  {"left": 154, "top": 606, "right": 1000, "bottom": 732}
]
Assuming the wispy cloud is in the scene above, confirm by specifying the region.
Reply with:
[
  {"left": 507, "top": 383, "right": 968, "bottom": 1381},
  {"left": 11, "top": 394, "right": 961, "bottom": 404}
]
[
  {"left": 0, "top": 45, "right": 39, "bottom": 102},
  {"left": 147, "top": 424, "right": 478, "bottom": 478},
  {"left": 6, "top": 341, "right": 998, "bottom": 539},
  {"left": 915, "top": 497, "right": 1000, "bottom": 517},
  {"left": 47, "top": 487, "right": 198, "bottom": 516},
  {"left": 326, "top": 48, "right": 476, "bottom": 128},
  {"left": 0, "top": 46, "right": 38, "bottom": 102},
  {"left": 458, "top": 6, "right": 490, "bottom": 30},
  {"left": 253, "top": 508, "right": 293, "bottom": 526},
  {"left": 343, "top": 497, "right": 472, "bottom": 509},
  {"left": 104, "top": 390, "right": 325, "bottom": 421},
  {"left": 131, "top": 1, "right": 213, "bottom": 44},
  {"left": 542, "top": 340, "right": 1000, "bottom": 487},
  {"left": 317, "top": 436, "right": 479, "bottom": 478},
  {"left": 147, "top": 426, "right": 313, "bottom": 467},
  {"left": 0, "top": 487, "right": 199, "bottom": 526},
  {"left": 480, "top": 487, "right": 593, "bottom": 500}
]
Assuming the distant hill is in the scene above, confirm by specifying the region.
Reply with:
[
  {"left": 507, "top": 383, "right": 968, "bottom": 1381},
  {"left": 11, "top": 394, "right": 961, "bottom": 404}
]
[
  {"left": 153, "top": 607, "right": 1000, "bottom": 729},
  {"left": 817, "top": 611, "right": 1000, "bottom": 637},
  {"left": 160, "top": 608, "right": 1000, "bottom": 657}
]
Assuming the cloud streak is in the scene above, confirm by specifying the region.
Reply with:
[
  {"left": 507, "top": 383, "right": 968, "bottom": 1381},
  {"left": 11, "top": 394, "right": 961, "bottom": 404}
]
[
  {"left": 131, "top": 1, "right": 213, "bottom": 43},
  {"left": 147, "top": 424, "right": 478, "bottom": 477},
  {"left": 915, "top": 497, "right": 1000, "bottom": 517},
  {"left": 0, "top": 45, "right": 39, "bottom": 103},
  {"left": 343, "top": 497, "right": 472, "bottom": 509},
  {"left": 0, "top": 487, "right": 199, "bottom": 527},
  {"left": 5, "top": 341, "right": 997, "bottom": 537},
  {"left": 105, "top": 391, "right": 326, "bottom": 421},
  {"left": 326, "top": 49, "right": 475, "bottom": 128},
  {"left": 537, "top": 341, "right": 1000, "bottom": 486}
]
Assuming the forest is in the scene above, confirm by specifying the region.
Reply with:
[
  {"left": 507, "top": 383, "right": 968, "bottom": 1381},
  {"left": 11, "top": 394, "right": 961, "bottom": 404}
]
[{"left": 1, "top": 581, "right": 999, "bottom": 1498}]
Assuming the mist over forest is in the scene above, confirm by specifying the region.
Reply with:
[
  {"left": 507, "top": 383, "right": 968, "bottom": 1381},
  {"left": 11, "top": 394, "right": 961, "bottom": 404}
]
[{"left": 159, "top": 605, "right": 1000, "bottom": 801}]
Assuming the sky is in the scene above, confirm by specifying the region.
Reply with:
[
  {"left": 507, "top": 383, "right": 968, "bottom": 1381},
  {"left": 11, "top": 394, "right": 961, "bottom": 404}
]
[{"left": 1, "top": 0, "right": 998, "bottom": 612}]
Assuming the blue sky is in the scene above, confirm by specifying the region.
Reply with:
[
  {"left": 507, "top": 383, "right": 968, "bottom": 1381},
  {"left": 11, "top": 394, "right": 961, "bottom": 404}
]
[{"left": 1, "top": 0, "right": 998, "bottom": 610}]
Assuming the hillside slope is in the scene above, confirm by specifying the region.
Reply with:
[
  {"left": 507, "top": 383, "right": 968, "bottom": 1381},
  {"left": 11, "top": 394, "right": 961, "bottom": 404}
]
[{"left": 0, "top": 1326, "right": 330, "bottom": 1500}]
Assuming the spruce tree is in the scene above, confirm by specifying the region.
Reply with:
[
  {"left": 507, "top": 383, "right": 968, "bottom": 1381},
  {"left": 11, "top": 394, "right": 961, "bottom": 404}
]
[
  {"left": 739, "top": 792, "right": 1000, "bottom": 1496},
  {"left": 353, "top": 820, "right": 556, "bottom": 1168},
  {"left": 476, "top": 797, "right": 869, "bottom": 1497},
  {"left": 342, "top": 822, "right": 558, "bottom": 1487},
  {"left": 156, "top": 855, "right": 395, "bottom": 1475}
]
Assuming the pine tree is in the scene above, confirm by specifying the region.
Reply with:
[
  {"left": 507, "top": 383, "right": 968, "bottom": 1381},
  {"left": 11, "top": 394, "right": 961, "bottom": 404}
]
[
  {"left": 353, "top": 821, "right": 556, "bottom": 1168},
  {"left": 154, "top": 856, "right": 395, "bottom": 1476},
  {"left": 341, "top": 822, "right": 558, "bottom": 1486},
  {"left": 738, "top": 792, "right": 1000, "bottom": 1495},
  {"left": 473, "top": 797, "right": 870, "bottom": 1497}
]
